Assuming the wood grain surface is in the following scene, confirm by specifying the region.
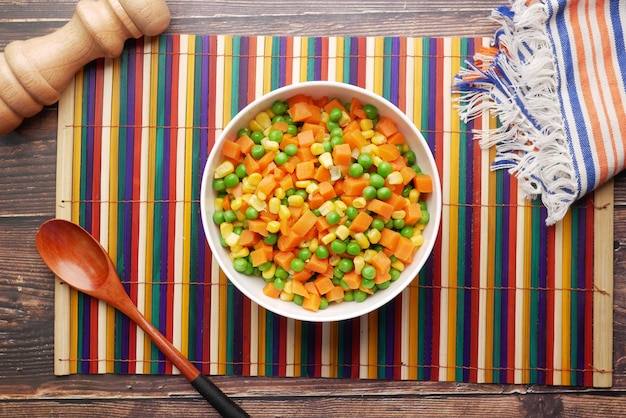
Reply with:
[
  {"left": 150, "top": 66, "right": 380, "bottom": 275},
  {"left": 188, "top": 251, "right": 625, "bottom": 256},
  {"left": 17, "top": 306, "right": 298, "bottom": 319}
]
[{"left": 1, "top": 1, "right": 625, "bottom": 416}]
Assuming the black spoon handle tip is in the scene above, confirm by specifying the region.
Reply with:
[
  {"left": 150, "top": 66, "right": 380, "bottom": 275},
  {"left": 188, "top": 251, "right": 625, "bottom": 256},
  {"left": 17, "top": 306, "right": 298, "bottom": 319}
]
[{"left": 190, "top": 374, "right": 250, "bottom": 417}]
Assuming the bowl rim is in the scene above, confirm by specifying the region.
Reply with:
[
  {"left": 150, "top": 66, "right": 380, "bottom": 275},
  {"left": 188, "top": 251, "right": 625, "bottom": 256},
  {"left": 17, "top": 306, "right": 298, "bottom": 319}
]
[{"left": 200, "top": 80, "right": 441, "bottom": 322}]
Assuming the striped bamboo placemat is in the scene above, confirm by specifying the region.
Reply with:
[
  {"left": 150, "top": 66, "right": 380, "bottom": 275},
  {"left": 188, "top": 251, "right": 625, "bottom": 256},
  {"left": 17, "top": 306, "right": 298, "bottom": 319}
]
[{"left": 54, "top": 34, "right": 614, "bottom": 387}]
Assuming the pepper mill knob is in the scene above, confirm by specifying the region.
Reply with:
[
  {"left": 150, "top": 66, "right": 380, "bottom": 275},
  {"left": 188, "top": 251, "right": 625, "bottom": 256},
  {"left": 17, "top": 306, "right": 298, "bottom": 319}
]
[{"left": 0, "top": 0, "right": 171, "bottom": 135}]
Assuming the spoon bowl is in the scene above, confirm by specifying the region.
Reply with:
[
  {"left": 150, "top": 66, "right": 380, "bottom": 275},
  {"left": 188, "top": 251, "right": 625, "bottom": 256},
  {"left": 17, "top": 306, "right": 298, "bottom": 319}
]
[{"left": 36, "top": 219, "right": 248, "bottom": 417}]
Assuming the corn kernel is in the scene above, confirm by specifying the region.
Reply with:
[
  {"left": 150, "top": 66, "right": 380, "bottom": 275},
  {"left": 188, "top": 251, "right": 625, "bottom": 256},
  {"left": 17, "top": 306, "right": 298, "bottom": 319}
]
[
  {"left": 308, "top": 238, "right": 319, "bottom": 253},
  {"left": 280, "top": 291, "right": 294, "bottom": 302},
  {"left": 334, "top": 200, "right": 347, "bottom": 215},
  {"left": 214, "top": 197, "right": 224, "bottom": 211},
  {"left": 361, "top": 129, "right": 375, "bottom": 139},
  {"left": 387, "top": 172, "right": 404, "bottom": 185},
  {"left": 299, "top": 239, "right": 311, "bottom": 249},
  {"left": 371, "top": 132, "right": 387, "bottom": 145},
  {"left": 329, "top": 255, "right": 341, "bottom": 266},
  {"left": 361, "top": 144, "right": 376, "bottom": 155},
  {"left": 359, "top": 118, "right": 374, "bottom": 131},
  {"left": 354, "top": 232, "right": 370, "bottom": 249},
  {"left": 249, "top": 194, "right": 266, "bottom": 211},
  {"left": 230, "top": 197, "right": 243, "bottom": 211},
  {"left": 247, "top": 172, "right": 262, "bottom": 186},
  {"left": 310, "top": 142, "right": 326, "bottom": 155},
  {"left": 274, "top": 187, "right": 285, "bottom": 199},
  {"left": 306, "top": 183, "right": 319, "bottom": 195},
  {"left": 236, "top": 210, "right": 246, "bottom": 222},
  {"left": 267, "top": 220, "right": 281, "bottom": 233},
  {"left": 366, "top": 228, "right": 381, "bottom": 244},
  {"left": 392, "top": 210, "right": 406, "bottom": 220},
  {"left": 353, "top": 255, "right": 365, "bottom": 274},
  {"left": 391, "top": 260, "right": 405, "bottom": 272},
  {"left": 278, "top": 205, "right": 291, "bottom": 220},
  {"left": 225, "top": 232, "right": 240, "bottom": 247},
  {"left": 335, "top": 225, "right": 350, "bottom": 240},
  {"left": 257, "top": 191, "right": 267, "bottom": 201},
  {"left": 247, "top": 119, "right": 264, "bottom": 133},
  {"left": 416, "top": 223, "right": 426, "bottom": 231},
  {"left": 319, "top": 152, "right": 334, "bottom": 168},
  {"left": 220, "top": 222, "right": 234, "bottom": 238},
  {"left": 352, "top": 197, "right": 367, "bottom": 209},
  {"left": 409, "top": 189, "right": 420, "bottom": 203},
  {"left": 338, "top": 111, "right": 351, "bottom": 127},
  {"left": 318, "top": 201, "right": 335, "bottom": 216},
  {"left": 321, "top": 232, "right": 336, "bottom": 245},
  {"left": 411, "top": 234, "right": 425, "bottom": 247},
  {"left": 320, "top": 111, "right": 330, "bottom": 125},
  {"left": 262, "top": 264, "right": 277, "bottom": 280},
  {"left": 261, "top": 137, "right": 280, "bottom": 151},
  {"left": 214, "top": 161, "right": 234, "bottom": 178},
  {"left": 268, "top": 197, "right": 281, "bottom": 214},
  {"left": 295, "top": 180, "right": 311, "bottom": 189},
  {"left": 255, "top": 111, "right": 272, "bottom": 129},
  {"left": 283, "top": 280, "right": 293, "bottom": 294},
  {"left": 372, "top": 155, "right": 383, "bottom": 166},
  {"left": 288, "top": 194, "right": 304, "bottom": 207},
  {"left": 241, "top": 178, "right": 254, "bottom": 193},
  {"left": 363, "top": 249, "right": 377, "bottom": 262},
  {"left": 231, "top": 247, "right": 250, "bottom": 259}
]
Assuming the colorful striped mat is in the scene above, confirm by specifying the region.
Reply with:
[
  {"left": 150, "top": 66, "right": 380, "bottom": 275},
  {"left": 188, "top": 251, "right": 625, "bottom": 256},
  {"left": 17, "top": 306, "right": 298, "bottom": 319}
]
[{"left": 54, "top": 35, "right": 614, "bottom": 387}]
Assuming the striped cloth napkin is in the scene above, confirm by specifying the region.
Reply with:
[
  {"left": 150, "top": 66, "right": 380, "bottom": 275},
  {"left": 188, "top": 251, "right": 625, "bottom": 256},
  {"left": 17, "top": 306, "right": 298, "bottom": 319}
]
[{"left": 454, "top": 0, "right": 624, "bottom": 225}]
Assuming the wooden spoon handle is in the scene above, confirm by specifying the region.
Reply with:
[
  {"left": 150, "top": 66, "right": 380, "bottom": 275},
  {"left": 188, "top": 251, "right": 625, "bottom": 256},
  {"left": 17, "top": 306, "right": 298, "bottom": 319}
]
[{"left": 0, "top": 0, "right": 170, "bottom": 135}]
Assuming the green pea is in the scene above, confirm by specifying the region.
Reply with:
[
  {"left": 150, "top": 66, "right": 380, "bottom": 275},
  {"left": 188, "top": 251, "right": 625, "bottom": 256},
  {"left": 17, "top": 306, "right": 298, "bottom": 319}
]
[
  {"left": 330, "top": 136, "right": 343, "bottom": 148},
  {"left": 354, "top": 289, "right": 368, "bottom": 302},
  {"left": 361, "top": 265, "right": 377, "bottom": 280},
  {"left": 346, "top": 241, "right": 361, "bottom": 256},
  {"left": 361, "top": 278, "right": 375, "bottom": 289},
  {"left": 418, "top": 210, "right": 430, "bottom": 224},
  {"left": 377, "top": 280, "right": 391, "bottom": 290},
  {"left": 244, "top": 263, "right": 255, "bottom": 275},
  {"left": 312, "top": 209, "right": 321, "bottom": 217},
  {"left": 326, "top": 211, "right": 341, "bottom": 225},
  {"left": 234, "top": 226, "right": 243, "bottom": 235},
  {"left": 212, "top": 178, "right": 226, "bottom": 192},
  {"left": 345, "top": 206, "right": 358, "bottom": 220},
  {"left": 371, "top": 218, "right": 385, "bottom": 231},
  {"left": 268, "top": 129, "right": 283, "bottom": 142},
  {"left": 333, "top": 266, "right": 345, "bottom": 279},
  {"left": 343, "top": 290, "right": 354, "bottom": 302},
  {"left": 275, "top": 266, "right": 289, "bottom": 279},
  {"left": 362, "top": 186, "right": 377, "bottom": 200},
  {"left": 369, "top": 173, "right": 385, "bottom": 189},
  {"left": 251, "top": 144, "right": 265, "bottom": 159},
  {"left": 293, "top": 294, "right": 304, "bottom": 306},
  {"left": 319, "top": 297, "right": 329, "bottom": 310},
  {"left": 298, "top": 248, "right": 312, "bottom": 261},
  {"left": 245, "top": 206, "right": 258, "bottom": 220},
  {"left": 224, "top": 173, "right": 240, "bottom": 188},
  {"left": 376, "top": 186, "right": 392, "bottom": 200},
  {"left": 233, "top": 257, "right": 249, "bottom": 273},
  {"left": 212, "top": 210, "right": 225, "bottom": 224},
  {"left": 329, "top": 239, "right": 346, "bottom": 254},
  {"left": 286, "top": 124, "right": 298, "bottom": 136},
  {"left": 295, "top": 189, "right": 308, "bottom": 200},
  {"left": 285, "top": 188, "right": 296, "bottom": 197},
  {"left": 327, "top": 120, "right": 339, "bottom": 132},
  {"left": 411, "top": 164, "right": 423, "bottom": 174},
  {"left": 404, "top": 150, "right": 417, "bottom": 165},
  {"left": 357, "top": 153, "right": 373, "bottom": 170},
  {"left": 393, "top": 218, "right": 405, "bottom": 230},
  {"left": 315, "top": 245, "right": 329, "bottom": 259},
  {"left": 390, "top": 268, "right": 401, "bottom": 281},
  {"left": 272, "top": 115, "right": 285, "bottom": 124},
  {"left": 238, "top": 128, "right": 250, "bottom": 138},
  {"left": 330, "top": 127, "right": 343, "bottom": 138},
  {"left": 220, "top": 237, "right": 228, "bottom": 247},
  {"left": 258, "top": 261, "right": 272, "bottom": 272},
  {"left": 273, "top": 277, "right": 285, "bottom": 291},
  {"left": 250, "top": 130, "right": 264, "bottom": 144},
  {"left": 235, "top": 163, "right": 247, "bottom": 178},
  {"left": 323, "top": 141, "right": 333, "bottom": 153},
  {"left": 377, "top": 161, "right": 393, "bottom": 178},
  {"left": 223, "top": 210, "right": 237, "bottom": 223},
  {"left": 339, "top": 278, "right": 350, "bottom": 290},
  {"left": 290, "top": 258, "right": 305, "bottom": 272},
  {"left": 264, "top": 233, "right": 278, "bottom": 245},
  {"left": 400, "top": 226, "right": 414, "bottom": 238},
  {"left": 272, "top": 100, "right": 287, "bottom": 115},
  {"left": 402, "top": 184, "right": 413, "bottom": 197},
  {"left": 274, "top": 151, "right": 289, "bottom": 166},
  {"left": 284, "top": 143, "right": 298, "bottom": 156},
  {"left": 363, "top": 104, "right": 378, "bottom": 119},
  {"left": 329, "top": 107, "right": 343, "bottom": 122},
  {"left": 337, "top": 258, "right": 354, "bottom": 273},
  {"left": 349, "top": 163, "right": 364, "bottom": 178}
]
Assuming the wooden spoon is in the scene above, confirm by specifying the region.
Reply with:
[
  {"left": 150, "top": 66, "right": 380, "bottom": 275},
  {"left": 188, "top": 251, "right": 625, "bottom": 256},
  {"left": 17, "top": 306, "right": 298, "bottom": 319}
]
[{"left": 35, "top": 218, "right": 249, "bottom": 417}]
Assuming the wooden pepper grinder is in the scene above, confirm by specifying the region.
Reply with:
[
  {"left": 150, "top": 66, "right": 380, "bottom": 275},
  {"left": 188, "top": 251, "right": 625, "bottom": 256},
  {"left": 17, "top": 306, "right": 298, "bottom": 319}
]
[{"left": 0, "top": 0, "right": 171, "bottom": 135}]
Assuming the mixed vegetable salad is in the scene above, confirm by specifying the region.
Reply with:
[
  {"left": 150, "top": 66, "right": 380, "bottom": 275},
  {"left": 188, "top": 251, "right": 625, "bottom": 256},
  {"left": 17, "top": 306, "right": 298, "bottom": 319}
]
[{"left": 211, "top": 93, "right": 433, "bottom": 312}]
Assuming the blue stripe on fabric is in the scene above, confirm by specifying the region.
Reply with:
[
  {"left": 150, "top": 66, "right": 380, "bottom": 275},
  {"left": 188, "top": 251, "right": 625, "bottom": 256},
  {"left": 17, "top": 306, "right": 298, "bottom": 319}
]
[{"left": 546, "top": 0, "right": 594, "bottom": 193}]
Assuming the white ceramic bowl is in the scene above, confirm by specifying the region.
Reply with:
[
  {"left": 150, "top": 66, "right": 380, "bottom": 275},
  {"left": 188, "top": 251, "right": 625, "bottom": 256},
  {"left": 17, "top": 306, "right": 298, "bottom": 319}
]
[{"left": 200, "top": 81, "right": 441, "bottom": 322}]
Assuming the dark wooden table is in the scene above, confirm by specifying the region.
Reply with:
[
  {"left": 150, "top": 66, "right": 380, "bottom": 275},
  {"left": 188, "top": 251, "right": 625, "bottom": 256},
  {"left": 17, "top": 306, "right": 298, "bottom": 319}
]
[{"left": 1, "top": 1, "right": 625, "bottom": 416}]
